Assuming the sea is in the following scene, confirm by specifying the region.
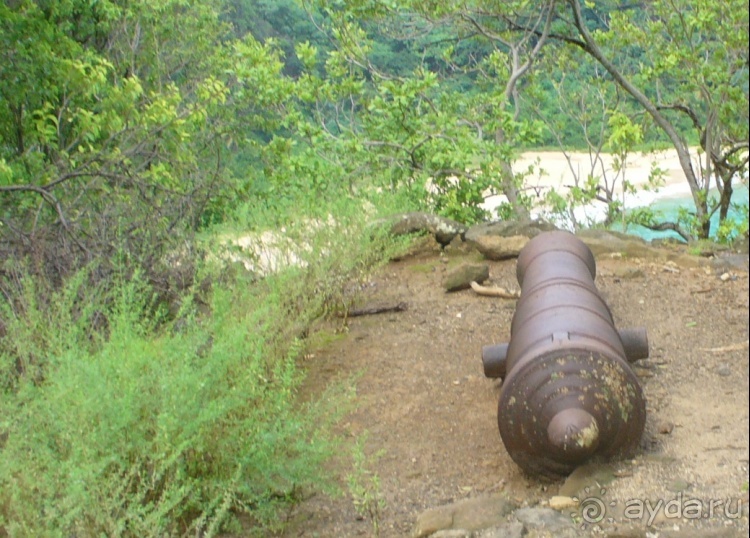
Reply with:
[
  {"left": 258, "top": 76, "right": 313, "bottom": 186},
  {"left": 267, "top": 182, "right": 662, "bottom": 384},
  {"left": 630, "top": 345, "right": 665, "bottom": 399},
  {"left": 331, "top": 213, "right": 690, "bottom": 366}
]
[{"left": 608, "top": 183, "right": 749, "bottom": 242}]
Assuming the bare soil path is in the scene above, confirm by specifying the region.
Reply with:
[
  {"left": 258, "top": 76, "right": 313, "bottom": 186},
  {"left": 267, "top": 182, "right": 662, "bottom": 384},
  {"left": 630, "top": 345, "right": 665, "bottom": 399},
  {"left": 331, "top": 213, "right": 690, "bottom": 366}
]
[{"left": 284, "top": 237, "right": 749, "bottom": 538}]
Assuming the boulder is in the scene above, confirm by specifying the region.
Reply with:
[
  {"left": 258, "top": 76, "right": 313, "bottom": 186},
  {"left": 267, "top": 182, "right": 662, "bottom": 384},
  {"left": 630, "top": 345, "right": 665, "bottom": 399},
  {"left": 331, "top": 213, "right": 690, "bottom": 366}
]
[
  {"left": 386, "top": 212, "right": 469, "bottom": 248},
  {"left": 513, "top": 507, "right": 576, "bottom": 533},
  {"left": 558, "top": 462, "right": 617, "bottom": 497},
  {"left": 474, "top": 522, "right": 525, "bottom": 538},
  {"left": 576, "top": 229, "right": 708, "bottom": 267},
  {"left": 444, "top": 264, "right": 490, "bottom": 292},
  {"left": 464, "top": 219, "right": 557, "bottom": 243},
  {"left": 469, "top": 235, "right": 530, "bottom": 261},
  {"left": 575, "top": 229, "right": 655, "bottom": 259}
]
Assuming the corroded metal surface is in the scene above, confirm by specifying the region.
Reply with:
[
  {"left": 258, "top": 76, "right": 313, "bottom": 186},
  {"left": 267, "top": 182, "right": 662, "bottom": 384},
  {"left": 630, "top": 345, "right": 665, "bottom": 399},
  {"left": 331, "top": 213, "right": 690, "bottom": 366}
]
[{"left": 482, "top": 231, "right": 648, "bottom": 477}]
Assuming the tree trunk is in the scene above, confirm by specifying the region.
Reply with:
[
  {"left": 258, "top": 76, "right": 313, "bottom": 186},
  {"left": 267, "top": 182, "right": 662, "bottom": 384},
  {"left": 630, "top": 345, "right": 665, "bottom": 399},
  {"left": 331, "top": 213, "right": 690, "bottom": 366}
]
[
  {"left": 719, "top": 174, "right": 733, "bottom": 222},
  {"left": 567, "top": 0, "right": 711, "bottom": 238},
  {"left": 496, "top": 128, "right": 531, "bottom": 221}
]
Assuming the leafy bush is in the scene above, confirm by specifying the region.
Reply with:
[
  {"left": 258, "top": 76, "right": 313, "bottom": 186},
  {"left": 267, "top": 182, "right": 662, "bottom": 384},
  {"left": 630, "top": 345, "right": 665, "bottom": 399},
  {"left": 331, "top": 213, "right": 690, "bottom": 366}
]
[
  {"left": 0, "top": 269, "right": 329, "bottom": 536},
  {"left": 0, "top": 190, "right": 410, "bottom": 536}
]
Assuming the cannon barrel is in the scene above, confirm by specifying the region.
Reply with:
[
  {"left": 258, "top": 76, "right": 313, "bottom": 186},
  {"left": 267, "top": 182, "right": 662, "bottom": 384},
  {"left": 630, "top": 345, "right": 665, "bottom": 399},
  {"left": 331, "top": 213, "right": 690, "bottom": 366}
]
[{"left": 482, "top": 231, "right": 648, "bottom": 477}]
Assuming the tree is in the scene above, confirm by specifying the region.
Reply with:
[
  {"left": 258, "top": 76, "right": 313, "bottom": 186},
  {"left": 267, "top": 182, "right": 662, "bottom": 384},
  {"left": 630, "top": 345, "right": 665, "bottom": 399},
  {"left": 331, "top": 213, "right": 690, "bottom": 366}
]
[
  {"left": 0, "top": 0, "right": 286, "bottom": 281},
  {"left": 524, "top": 44, "right": 677, "bottom": 233},
  {"left": 512, "top": 0, "right": 749, "bottom": 239},
  {"left": 290, "top": 0, "right": 562, "bottom": 223},
  {"left": 224, "top": 0, "right": 334, "bottom": 77},
  {"left": 0, "top": 3, "right": 353, "bottom": 535}
]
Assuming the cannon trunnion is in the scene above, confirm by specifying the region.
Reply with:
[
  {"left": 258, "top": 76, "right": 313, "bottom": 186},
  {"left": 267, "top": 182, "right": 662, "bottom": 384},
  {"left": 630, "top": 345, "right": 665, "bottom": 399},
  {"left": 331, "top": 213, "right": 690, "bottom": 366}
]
[{"left": 482, "top": 231, "right": 648, "bottom": 477}]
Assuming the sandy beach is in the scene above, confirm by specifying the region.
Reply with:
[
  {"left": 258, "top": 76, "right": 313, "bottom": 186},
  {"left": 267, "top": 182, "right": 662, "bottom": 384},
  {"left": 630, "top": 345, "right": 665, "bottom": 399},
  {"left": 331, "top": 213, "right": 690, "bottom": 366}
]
[
  {"left": 480, "top": 148, "right": 711, "bottom": 224},
  {"left": 518, "top": 148, "right": 696, "bottom": 197}
]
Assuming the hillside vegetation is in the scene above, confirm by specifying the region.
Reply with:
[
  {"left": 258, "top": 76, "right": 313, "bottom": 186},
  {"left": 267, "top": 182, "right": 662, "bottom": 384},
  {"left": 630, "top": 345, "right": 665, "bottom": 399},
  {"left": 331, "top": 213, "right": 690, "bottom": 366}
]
[{"left": 0, "top": 0, "right": 747, "bottom": 535}]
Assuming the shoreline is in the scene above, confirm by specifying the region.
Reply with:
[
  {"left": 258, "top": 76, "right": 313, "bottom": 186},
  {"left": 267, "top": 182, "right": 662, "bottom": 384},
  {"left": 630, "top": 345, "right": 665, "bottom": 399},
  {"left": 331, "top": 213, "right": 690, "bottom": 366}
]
[
  {"left": 481, "top": 148, "right": 720, "bottom": 218},
  {"left": 518, "top": 148, "right": 696, "bottom": 200}
]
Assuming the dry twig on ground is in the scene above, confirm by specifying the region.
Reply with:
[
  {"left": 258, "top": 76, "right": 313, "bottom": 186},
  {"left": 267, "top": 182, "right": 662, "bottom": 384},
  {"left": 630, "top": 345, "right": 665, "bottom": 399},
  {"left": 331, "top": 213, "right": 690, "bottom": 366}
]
[{"left": 469, "top": 281, "right": 520, "bottom": 299}]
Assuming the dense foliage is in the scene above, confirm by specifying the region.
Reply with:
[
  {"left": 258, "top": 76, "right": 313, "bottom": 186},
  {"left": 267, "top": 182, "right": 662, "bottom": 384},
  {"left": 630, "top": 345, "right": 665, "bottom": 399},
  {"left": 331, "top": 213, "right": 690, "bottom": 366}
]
[{"left": 0, "top": 0, "right": 747, "bottom": 535}]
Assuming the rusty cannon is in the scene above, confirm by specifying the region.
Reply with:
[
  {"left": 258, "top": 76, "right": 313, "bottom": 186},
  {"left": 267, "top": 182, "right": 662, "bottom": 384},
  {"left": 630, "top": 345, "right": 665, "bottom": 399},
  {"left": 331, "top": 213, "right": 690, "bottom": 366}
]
[{"left": 482, "top": 231, "right": 649, "bottom": 477}]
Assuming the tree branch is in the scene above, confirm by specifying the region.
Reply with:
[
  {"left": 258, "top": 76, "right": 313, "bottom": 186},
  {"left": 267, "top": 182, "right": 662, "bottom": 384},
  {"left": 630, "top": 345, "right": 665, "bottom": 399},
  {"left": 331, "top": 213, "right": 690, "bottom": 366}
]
[
  {"left": 655, "top": 103, "right": 702, "bottom": 132},
  {"left": 0, "top": 184, "right": 69, "bottom": 230},
  {"left": 640, "top": 221, "right": 692, "bottom": 242}
]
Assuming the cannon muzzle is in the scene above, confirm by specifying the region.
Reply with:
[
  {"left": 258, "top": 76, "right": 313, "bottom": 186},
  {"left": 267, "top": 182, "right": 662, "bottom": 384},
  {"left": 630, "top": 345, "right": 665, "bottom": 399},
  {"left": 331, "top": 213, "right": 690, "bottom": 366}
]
[{"left": 483, "top": 231, "right": 648, "bottom": 477}]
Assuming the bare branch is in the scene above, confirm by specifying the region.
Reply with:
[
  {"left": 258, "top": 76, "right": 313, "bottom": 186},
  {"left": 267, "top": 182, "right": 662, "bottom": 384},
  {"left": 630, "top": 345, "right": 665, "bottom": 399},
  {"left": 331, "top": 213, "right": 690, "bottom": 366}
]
[
  {"left": 655, "top": 103, "right": 702, "bottom": 132},
  {"left": 460, "top": 2, "right": 556, "bottom": 103},
  {"left": 470, "top": 281, "right": 520, "bottom": 299},
  {"left": 640, "top": 221, "right": 693, "bottom": 242},
  {"left": 0, "top": 184, "right": 69, "bottom": 229}
]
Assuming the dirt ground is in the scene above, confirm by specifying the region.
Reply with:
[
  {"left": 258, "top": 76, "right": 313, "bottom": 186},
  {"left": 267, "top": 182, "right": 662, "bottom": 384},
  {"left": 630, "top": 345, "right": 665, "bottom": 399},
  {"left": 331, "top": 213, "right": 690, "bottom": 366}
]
[{"left": 283, "top": 236, "right": 749, "bottom": 538}]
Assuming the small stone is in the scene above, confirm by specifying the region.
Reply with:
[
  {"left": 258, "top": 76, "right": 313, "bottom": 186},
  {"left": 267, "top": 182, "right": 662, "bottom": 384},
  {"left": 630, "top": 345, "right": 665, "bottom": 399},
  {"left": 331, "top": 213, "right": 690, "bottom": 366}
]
[
  {"left": 633, "top": 367, "right": 654, "bottom": 378},
  {"left": 549, "top": 495, "right": 578, "bottom": 510},
  {"left": 720, "top": 272, "right": 731, "bottom": 281},
  {"left": 658, "top": 421, "right": 674, "bottom": 434},
  {"left": 716, "top": 365, "right": 732, "bottom": 377}
]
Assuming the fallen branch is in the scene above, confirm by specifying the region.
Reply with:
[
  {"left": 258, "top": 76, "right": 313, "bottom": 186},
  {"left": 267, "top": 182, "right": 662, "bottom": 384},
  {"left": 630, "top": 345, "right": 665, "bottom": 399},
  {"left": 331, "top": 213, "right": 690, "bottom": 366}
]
[
  {"left": 700, "top": 340, "right": 749, "bottom": 353},
  {"left": 342, "top": 302, "right": 408, "bottom": 317},
  {"left": 640, "top": 221, "right": 693, "bottom": 243},
  {"left": 470, "top": 281, "right": 520, "bottom": 299},
  {"left": 690, "top": 287, "right": 715, "bottom": 294}
]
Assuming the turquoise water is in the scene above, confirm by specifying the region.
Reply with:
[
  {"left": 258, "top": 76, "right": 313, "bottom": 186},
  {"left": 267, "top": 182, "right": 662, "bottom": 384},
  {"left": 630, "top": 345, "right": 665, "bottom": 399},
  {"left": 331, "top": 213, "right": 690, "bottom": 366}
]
[{"left": 612, "top": 184, "right": 749, "bottom": 242}]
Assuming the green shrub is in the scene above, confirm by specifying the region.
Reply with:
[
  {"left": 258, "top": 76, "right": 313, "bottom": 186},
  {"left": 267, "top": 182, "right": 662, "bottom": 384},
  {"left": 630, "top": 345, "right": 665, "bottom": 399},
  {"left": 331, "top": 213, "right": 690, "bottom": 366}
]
[
  {"left": 0, "top": 265, "right": 346, "bottom": 536},
  {"left": 0, "top": 180, "right": 414, "bottom": 536}
]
